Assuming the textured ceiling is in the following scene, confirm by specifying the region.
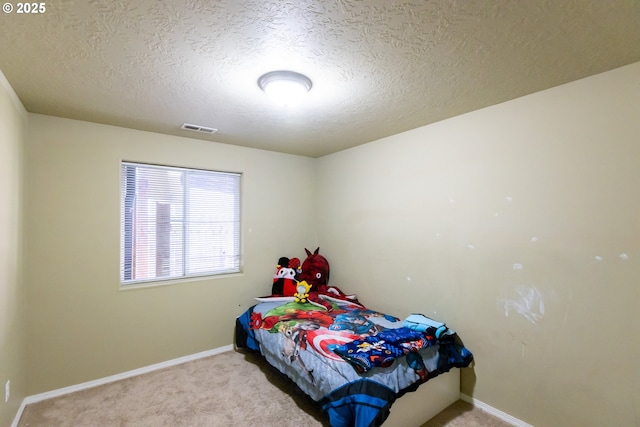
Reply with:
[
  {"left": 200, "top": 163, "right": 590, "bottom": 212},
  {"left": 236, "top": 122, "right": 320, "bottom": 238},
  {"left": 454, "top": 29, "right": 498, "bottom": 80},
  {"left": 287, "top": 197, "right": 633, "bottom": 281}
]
[{"left": 1, "top": 1, "right": 639, "bottom": 157}]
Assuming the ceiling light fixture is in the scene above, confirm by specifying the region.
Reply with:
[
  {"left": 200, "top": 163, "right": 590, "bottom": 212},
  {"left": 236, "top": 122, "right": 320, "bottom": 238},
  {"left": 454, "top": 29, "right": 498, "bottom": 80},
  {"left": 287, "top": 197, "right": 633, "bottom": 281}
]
[{"left": 257, "top": 70, "right": 312, "bottom": 107}]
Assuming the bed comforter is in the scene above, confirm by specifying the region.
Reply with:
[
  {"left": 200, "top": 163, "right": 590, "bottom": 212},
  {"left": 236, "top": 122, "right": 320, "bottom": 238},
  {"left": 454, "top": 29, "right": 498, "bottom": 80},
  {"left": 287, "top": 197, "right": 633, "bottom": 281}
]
[{"left": 235, "top": 295, "right": 473, "bottom": 427}]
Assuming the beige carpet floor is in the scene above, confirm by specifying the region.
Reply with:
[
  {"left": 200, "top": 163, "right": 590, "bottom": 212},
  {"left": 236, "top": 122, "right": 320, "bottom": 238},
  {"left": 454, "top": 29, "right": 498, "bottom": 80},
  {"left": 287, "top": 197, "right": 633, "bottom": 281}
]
[
  {"left": 421, "top": 400, "right": 512, "bottom": 427},
  {"left": 19, "top": 350, "right": 510, "bottom": 427}
]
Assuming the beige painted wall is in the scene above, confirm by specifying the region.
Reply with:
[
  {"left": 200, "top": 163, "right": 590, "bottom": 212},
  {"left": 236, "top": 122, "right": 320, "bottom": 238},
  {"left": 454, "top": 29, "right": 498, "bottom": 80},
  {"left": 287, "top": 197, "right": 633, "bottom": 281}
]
[
  {"left": 316, "top": 62, "right": 640, "bottom": 426},
  {"left": 10, "top": 62, "right": 640, "bottom": 425},
  {"left": 24, "top": 114, "right": 317, "bottom": 394},
  {"left": 0, "top": 71, "right": 27, "bottom": 425}
]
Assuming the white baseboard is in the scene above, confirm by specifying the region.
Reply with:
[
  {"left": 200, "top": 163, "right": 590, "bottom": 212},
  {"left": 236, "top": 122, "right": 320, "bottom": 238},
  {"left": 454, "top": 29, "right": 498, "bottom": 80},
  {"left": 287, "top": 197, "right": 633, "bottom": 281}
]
[
  {"left": 460, "top": 393, "right": 533, "bottom": 427},
  {"left": 12, "top": 345, "right": 233, "bottom": 427}
]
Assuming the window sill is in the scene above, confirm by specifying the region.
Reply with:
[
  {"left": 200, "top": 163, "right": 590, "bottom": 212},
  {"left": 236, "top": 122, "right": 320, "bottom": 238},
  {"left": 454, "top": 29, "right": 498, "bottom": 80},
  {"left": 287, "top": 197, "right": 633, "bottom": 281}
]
[{"left": 119, "top": 272, "right": 244, "bottom": 291}]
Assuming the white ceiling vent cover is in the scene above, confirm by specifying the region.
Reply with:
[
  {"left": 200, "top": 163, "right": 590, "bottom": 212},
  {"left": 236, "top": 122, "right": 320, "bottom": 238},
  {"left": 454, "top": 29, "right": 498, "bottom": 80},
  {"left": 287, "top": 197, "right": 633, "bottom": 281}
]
[{"left": 181, "top": 123, "right": 218, "bottom": 134}]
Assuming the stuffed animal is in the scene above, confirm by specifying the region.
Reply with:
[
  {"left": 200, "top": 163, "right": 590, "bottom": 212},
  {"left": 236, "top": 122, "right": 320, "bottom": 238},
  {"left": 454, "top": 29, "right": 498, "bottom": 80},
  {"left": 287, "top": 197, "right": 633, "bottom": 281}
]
[
  {"left": 299, "top": 247, "right": 361, "bottom": 309},
  {"left": 271, "top": 257, "right": 301, "bottom": 296},
  {"left": 299, "top": 247, "right": 330, "bottom": 293},
  {"left": 294, "top": 280, "right": 312, "bottom": 303}
]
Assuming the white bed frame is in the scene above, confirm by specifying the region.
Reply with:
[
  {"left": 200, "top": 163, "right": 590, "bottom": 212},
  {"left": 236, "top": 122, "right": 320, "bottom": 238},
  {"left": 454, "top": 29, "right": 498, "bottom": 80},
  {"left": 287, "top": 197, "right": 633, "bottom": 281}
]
[{"left": 384, "top": 368, "right": 460, "bottom": 426}]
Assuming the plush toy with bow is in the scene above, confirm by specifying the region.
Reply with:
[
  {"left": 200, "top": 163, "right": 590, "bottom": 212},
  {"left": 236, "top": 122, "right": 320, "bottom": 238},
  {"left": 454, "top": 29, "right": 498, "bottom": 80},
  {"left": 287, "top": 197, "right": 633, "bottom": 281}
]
[{"left": 271, "top": 257, "right": 301, "bottom": 296}]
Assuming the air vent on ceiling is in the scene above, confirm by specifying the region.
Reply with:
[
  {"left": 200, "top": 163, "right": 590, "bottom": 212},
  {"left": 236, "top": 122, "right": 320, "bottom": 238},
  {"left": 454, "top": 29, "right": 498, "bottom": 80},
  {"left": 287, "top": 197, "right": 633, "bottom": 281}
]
[{"left": 181, "top": 123, "right": 218, "bottom": 134}]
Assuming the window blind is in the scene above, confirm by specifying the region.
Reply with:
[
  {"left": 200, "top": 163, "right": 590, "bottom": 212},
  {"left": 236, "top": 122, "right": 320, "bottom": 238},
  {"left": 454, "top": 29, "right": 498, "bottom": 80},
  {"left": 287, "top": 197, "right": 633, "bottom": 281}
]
[{"left": 121, "top": 162, "right": 241, "bottom": 284}]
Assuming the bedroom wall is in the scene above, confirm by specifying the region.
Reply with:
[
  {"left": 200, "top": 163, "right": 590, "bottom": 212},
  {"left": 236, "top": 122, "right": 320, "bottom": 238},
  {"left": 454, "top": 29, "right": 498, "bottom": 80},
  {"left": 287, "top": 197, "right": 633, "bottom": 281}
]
[
  {"left": 316, "top": 62, "right": 640, "bottom": 427},
  {"left": 24, "top": 114, "right": 317, "bottom": 394},
  {"left": 0, "top": 70, "right": 27, "bottom": 425}
]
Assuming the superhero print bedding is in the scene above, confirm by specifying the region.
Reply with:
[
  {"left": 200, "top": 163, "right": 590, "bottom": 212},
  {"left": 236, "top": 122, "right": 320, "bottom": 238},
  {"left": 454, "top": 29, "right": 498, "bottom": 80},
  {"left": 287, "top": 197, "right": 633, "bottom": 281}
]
[
  {"left": 235, "top": 249, "right": 473, "bottom": 427},
  {"left": 235, "top": 296, "right": 472, "bottom": 427}
]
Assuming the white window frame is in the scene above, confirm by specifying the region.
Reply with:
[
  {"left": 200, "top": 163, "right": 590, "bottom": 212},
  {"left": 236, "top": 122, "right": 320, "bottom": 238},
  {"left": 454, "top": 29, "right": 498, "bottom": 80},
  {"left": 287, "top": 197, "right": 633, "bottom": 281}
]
[{"left": 120, "top": 161, "right": 241, "bottom": 285}]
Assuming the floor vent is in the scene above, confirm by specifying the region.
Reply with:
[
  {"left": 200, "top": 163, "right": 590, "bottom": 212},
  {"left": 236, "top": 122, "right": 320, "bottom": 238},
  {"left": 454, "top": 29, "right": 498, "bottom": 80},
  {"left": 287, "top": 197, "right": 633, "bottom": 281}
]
[{"left": 181, "top": 123, "right": 218, "bottom": 134}]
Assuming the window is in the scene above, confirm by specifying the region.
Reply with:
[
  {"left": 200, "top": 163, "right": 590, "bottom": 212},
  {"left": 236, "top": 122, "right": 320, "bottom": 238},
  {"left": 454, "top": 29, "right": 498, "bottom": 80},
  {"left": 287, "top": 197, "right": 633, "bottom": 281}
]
[{"left": 120, "top": 162, "right": 241, "bottom": 285}]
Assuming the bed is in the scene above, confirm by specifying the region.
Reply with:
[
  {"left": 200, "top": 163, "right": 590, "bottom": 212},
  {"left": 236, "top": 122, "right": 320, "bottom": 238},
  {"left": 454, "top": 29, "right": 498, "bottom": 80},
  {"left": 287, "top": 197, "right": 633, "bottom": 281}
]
[
  {"left": 235, "top": 249, "right": 473, "bottom": 426},
  {"left": 235, "top": 294, "right": 473, "bottom": 427}
]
